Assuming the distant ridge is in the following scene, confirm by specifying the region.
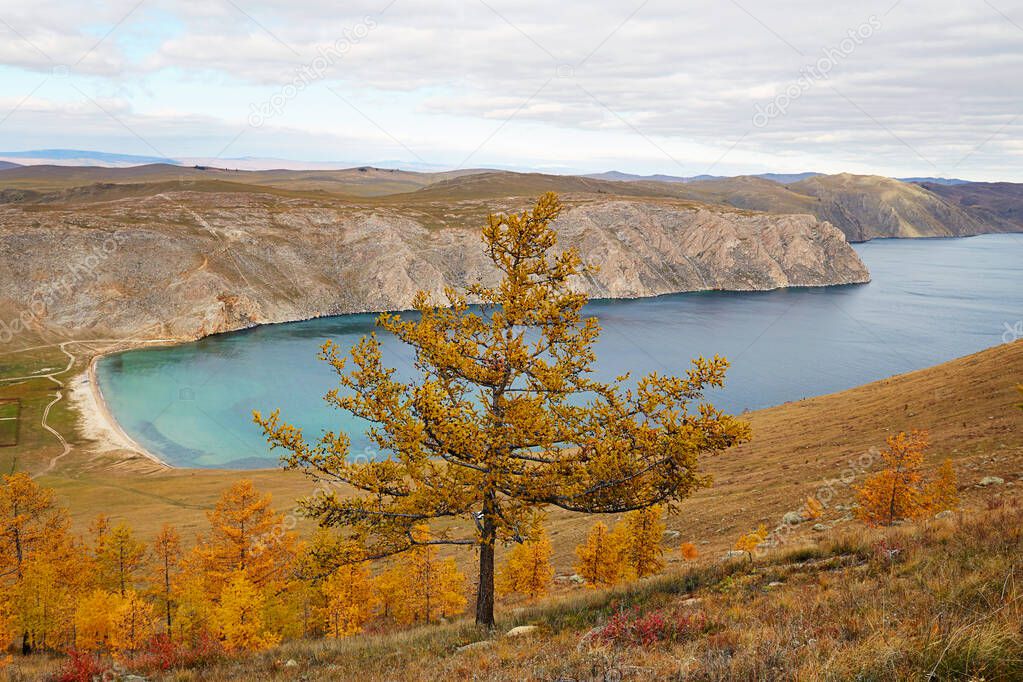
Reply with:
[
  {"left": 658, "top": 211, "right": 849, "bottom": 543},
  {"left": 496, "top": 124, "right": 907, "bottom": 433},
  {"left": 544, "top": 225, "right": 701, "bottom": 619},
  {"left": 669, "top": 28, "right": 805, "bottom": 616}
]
[
  {"left": 0, "top": 149, "right": 180, "bottom": 167},
  {"left": 586, "top": 170, "right": 822, "bottom": 184},
  {"left": 0, "top": 161, "right": 20, "bottom": 170},
  {"left": 899, "top": 176, "right": 971, "bottom": 185}
]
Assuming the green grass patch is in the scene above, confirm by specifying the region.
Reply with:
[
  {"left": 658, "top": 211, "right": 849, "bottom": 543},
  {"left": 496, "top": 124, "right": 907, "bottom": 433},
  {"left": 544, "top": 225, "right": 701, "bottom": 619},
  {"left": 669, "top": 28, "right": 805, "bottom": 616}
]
[{"left": 0, "top": 399, "right": 20, "bottom": 446}]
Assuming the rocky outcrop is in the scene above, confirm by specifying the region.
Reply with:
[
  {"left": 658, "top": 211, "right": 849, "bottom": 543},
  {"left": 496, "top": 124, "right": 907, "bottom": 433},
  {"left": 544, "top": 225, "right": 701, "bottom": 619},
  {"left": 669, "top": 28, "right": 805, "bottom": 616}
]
[{"left": 0, "top": 192, "right": 869, "bottom": 342}]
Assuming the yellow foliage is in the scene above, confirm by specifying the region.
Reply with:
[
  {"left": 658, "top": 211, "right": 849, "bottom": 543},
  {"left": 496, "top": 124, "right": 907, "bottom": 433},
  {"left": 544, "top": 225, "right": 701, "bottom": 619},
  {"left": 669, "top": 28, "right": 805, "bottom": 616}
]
[
  {"left": 255, "top": 192, "right": 750, "bottom": 625},
  {"left": 735, "top": 524, "right": 769, "bottom": 561},
  {"left": 321, "top": 560, "right": 375, "bottom": 638},
  {"left": 574, "top": 522, "right": 627, "bottom": 587},
  {"left": 193, "top": 480, "right": 297, "bottom": 596},
  {"left": 0, "top": 601, "right": 11, "bottom": 668},
  {"left": 855, "top": 431, "right": 955, "bottom": 525},
  {"left": 149, "top": 523, "right": 182, "bottom": 633},
  {"left": 111, "top": 590, "right": 157, "bottom": 656},
  {"left": 615, "top": 506, "right": 666, "bottom": 578},
  {"left": 497, "top": 525, "right": 554, "bottom": 600},
  {"left": 212, "top": 571, "right": 280, "bottom": 652},
  {"left": 803, "top": 496, "right": 824, "bottom": 521},
  {"left": 92, "top": 517, "right": 147, "bottom": 596},
  {"left": 679, "top": 542, "right": 699, "bottom": 560},
  {"left": 398, "top": 526, "right": 467, "bottom": 624},
  {"left": 371, "top": 566, "right": 407, "bottom": 624},
  {"left": 927, "top": 458, "right": 959, "bottom": 513},
  {"left": 74, "top": 589, "right": 120, "bottom": 651}
]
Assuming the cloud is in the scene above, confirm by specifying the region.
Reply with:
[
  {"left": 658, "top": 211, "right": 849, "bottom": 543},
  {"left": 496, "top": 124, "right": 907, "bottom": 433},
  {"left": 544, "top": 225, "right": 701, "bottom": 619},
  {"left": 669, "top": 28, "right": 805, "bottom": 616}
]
[{"left": 0, "top": 0, "right": 1020, "bottom": 179}]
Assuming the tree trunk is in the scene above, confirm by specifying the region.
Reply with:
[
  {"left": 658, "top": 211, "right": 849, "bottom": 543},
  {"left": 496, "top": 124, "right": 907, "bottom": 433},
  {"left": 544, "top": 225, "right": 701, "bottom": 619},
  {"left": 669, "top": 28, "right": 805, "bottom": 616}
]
[{"left": 475, "top": 503, "right": 496, "bottom": 628}]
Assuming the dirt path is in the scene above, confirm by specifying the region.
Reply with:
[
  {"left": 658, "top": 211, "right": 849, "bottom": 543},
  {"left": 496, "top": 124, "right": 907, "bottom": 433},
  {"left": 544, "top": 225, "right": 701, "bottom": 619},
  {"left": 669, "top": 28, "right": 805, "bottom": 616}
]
[{"left": 0, "top": 339, "right": 175, "bottom": 476}]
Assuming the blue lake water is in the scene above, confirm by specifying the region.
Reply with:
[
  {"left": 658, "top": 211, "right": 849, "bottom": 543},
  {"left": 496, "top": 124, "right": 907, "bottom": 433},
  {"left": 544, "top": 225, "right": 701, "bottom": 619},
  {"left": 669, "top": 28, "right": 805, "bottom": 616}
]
[{"left": 97, "top": 234, "right": 1023, "bottom": 469}]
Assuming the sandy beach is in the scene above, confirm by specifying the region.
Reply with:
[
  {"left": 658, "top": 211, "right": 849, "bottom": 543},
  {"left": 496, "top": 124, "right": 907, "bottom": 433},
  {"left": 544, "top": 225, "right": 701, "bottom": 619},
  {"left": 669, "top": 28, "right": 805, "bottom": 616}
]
[{"left": 68, "top": 351, "right": 171, "bottom": 469}]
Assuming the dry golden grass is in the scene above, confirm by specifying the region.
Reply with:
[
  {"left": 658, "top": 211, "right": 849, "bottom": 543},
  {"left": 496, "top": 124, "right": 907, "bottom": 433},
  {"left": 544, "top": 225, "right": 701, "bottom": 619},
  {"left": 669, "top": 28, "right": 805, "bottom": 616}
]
[{"left": 13, "top": 498, "right": 1020, "bottom": 681}]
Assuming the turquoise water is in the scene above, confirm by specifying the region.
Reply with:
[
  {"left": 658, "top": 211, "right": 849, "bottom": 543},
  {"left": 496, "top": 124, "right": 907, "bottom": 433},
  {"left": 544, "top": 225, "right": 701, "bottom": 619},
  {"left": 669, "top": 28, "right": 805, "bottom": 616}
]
[{"left": 98, "top": 234, "right": 1023, "bottom": 469}]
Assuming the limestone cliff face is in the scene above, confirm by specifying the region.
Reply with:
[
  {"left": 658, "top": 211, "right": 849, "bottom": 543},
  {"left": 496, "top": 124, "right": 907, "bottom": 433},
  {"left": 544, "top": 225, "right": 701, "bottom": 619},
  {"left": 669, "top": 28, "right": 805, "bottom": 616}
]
[{"left": 0, "top": 192, "right": 869, "bottom": 342}]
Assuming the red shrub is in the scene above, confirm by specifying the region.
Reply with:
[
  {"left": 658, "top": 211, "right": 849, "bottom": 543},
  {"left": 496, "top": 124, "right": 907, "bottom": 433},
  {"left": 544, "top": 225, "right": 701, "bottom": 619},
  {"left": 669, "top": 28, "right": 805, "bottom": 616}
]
[
  {"left": 596, "top": 607, "right": 710, "bottom": 647},
  {"left": 51, "top": 650, "right": 110, "bottom": 682},
  {"left": 121, "top": 632, "right": 227, "bottom": 674}
]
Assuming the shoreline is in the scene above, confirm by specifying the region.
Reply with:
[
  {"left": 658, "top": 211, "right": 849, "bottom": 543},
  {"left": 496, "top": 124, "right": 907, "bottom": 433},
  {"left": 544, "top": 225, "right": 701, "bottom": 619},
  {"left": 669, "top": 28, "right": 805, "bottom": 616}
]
[{"left": 68, "top": 346, "right": 172, "bottom": 469}]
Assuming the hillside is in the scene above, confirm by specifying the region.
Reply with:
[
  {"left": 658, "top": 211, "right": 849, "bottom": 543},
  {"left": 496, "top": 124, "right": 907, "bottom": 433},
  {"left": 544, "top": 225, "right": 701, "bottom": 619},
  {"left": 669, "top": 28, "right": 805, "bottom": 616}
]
[
  {"left": 0, "top": 189, "right": 867, "bottom": 343},
  {"left": 3, "top": 339, "right": 1020, "bottom": 680}
]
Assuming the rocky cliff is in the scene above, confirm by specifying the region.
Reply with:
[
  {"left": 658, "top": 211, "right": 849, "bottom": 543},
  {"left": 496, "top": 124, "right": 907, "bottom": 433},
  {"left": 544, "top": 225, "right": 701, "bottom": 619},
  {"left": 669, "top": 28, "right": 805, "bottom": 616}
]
[{"left": 0, "top": 191, "right": 869, "bottom": 343}]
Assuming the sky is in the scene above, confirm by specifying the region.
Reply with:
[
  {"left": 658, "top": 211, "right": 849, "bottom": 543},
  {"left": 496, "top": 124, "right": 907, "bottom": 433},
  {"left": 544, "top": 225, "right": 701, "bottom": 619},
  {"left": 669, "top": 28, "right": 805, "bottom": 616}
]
[{"left": 0, "top": 0, "right": 1021, "bottom": 179}]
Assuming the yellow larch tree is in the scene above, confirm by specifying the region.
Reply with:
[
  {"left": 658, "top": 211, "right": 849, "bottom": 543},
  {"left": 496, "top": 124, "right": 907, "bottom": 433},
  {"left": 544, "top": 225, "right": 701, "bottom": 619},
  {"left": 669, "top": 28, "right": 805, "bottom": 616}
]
[
  {"left": 255, "top": 192, "right": 750, "bottom": 626},
  {"left": 321, "top": 561, "right": 375, "bottom": 638},
  {"left": 615, "top": 505, "right": 666, "bottom": 579},
  {"left": 194, "top": 480, "right": 297, "bottom": 595},
  {"left": 1, "top": 474, "right": 87, "bottom": 653},
  {"left": 926, "top": 459, "right": 959, "bottom": 513},
  {"left": 371, "top": 565, "right": 407, "bottom": 625},
  {"left": 213, "top": 571, "right": 280, "bottom": 652},
  {"left": 74, "top": 589, "right": 120, "bottom": 652},
  {"left": 93, "top": 519, "right": 148, "bottom": 596},
  {"left": 735, "top": 524, "right": 769, "bottom": 563},
  {"left": 110, "top": 590, "right": 157, "bottom": 657},
  {"left": 149, "top": 523, "right": 182, "bottom": 633},
  {"left": 679, "top": 542, "right": 699, "bottom": 560},
  {"left": 497, "top": 524, "right": 554, "bottom": 600},
  {"left": 0, "top": 601, "right": 11, "bottom": 668},
  {"left": 574, "top": 521, "right": 627, "bottom": 587},
  {"left": 856, "top": 430, "right": 933, "bottom": 526},
  {"left": 400, "top": 526, "right": 466, "bottom": 624}
]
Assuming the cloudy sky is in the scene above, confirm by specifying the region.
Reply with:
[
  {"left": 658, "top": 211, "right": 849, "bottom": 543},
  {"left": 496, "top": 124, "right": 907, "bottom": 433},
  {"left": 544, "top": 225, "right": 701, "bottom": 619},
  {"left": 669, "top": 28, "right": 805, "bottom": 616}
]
[{"left": 0, "top": 0, "right": 1020, "bottom": 179}]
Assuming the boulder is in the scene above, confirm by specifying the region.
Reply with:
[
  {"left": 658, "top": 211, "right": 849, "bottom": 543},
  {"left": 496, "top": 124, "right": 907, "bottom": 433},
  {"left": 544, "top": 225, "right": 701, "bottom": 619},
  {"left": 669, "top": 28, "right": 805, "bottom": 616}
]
[
  {"left": 934, "top": 510, "right": 955, "bottom": 520},
  {"left": 978, "top": 476, "right": 1005, "bottom": 487},
  {"left": 506, "top": 625, "right": 539, "bottom": 638},
  {"left": 812, "top": 523, "right": 827, "bottom": 532},
  {"left": 782, "top": 510, "right": 806, "bottom": 526},
  {"left": 722, "top": 550, "right": 747, "bottom": 561},
  {"left": 457, "top": 641, "right": 494, "bottom": 653}
]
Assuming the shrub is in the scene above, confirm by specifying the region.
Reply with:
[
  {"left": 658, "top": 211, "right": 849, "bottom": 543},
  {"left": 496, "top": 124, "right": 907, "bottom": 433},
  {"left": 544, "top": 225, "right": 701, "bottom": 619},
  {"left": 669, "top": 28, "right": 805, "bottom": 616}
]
[
  {"left": 122, "top": 632, "right": 227, "bottom": 675},
  {"left": 51, "top": 650, "right": 110, "bottom": 682},
  {"left": 595, "top": 607, "right": 711, "bottom": 647}
]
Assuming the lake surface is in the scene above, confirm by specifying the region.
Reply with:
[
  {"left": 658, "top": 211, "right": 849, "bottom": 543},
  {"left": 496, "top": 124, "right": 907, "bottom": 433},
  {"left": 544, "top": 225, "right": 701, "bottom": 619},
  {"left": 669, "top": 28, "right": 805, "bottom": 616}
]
[{"left": 98, "top": 234, "right": 1023, "bottom": 469}]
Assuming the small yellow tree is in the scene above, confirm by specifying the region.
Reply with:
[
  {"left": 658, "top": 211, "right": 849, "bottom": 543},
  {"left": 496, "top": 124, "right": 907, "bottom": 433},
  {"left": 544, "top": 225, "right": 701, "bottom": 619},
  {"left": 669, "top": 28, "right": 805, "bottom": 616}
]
[
  {"left": 149, "top": 523, "right": 182, "bottom": 633},
  {"left": 735, "top": 524, "right": 769, "bottom": 563},
  {"left": 110, "top": 590, "right": 156, "bottom": 657},
  {"left": 856, "top": 430, "right": 940, "bottom": 526},
  {"left": 574, "top": 522, "right": 627, "bottom": 587},
  {"left": 803, "top": 496, "right": 824, "bottom": 521},
  {"left": 927, "top": 459, "right": 959, "bottom": 513},
  {"left": 497, "top": 525, "right": 554, "bottom": 600},
  {"left": 615, "top": 505, "right": 666, "bottom": 578},
  {"left": 679, "top": 542, "right": 699, "bottom": 561},
  {"left": 371, "top": 565, "right": 407, "bottom": 625},
  {"left": 195, "top": 480, "right": 297, "bottom": 596},
  {"left": 94, "top": 520, "right": 147, "bottom": 596},
  {"left": 74, "top": 589, "right": 120, "bottom": 651},
  {"left": 401, "top": 526, "right": 466, "bottom": 624},
  {"left": 213, "top": 571, "right": 280, "bottom": 651},
  {"left": 321, "top": 563, "right": 375, "bottom": 638}
]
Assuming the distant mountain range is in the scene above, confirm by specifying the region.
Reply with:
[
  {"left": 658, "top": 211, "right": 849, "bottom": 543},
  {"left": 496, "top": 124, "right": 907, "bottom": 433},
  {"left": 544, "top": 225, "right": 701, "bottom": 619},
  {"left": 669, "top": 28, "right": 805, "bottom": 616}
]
[
  {"left": 584, "top": 170, "right": 824, "bottom": 184},
  {"left": 0, "top": 150, "right": 979, "bottom": 187}
]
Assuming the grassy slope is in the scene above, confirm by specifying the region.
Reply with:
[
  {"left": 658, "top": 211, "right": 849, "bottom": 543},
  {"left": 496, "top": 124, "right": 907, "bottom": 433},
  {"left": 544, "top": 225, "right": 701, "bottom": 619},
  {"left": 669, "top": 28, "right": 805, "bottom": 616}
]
[{"left": 175, "top": 502, "right": 1023, "bottom": 681}]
